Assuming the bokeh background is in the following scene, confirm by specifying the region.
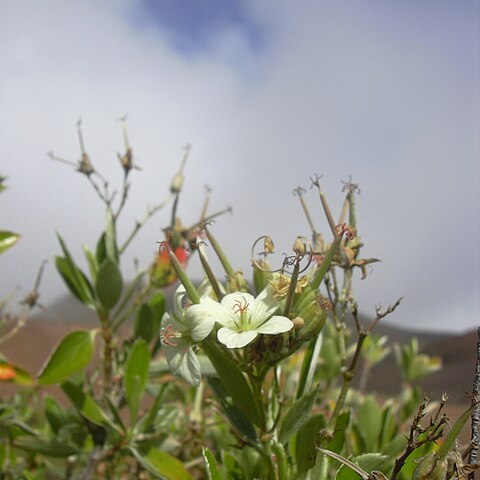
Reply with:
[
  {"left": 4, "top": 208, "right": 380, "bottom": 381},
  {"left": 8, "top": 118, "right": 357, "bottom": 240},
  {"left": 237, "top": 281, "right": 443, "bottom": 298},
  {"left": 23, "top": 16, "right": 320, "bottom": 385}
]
[{"left": 1, "top": 0, "right": 479, "bottom": 332}]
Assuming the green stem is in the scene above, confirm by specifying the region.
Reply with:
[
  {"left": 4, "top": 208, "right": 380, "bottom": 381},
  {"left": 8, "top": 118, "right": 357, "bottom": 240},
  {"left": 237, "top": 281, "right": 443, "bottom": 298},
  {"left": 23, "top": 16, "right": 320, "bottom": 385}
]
[
  {"left": 167, "top": 247, "right": 200, "bottom": 304},
  {"left": 283, "top": 257, "right": 300, "bottom": 317},
  {"left": 99, "top": 310, "right": 114, "bottom": 397},
  {"left": 205, "top": 228, "right": 236, "bottom": 278}
]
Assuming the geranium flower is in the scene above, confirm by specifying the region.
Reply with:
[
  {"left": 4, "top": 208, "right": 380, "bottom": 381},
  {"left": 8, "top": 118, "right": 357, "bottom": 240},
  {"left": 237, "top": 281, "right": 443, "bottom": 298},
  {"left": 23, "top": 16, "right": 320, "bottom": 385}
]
[
  {"left": 160, "top": 285, "right": 215, "bottom": 387},
  {"left": 188, "top": 287, "right": 293, "bottom": 349}
]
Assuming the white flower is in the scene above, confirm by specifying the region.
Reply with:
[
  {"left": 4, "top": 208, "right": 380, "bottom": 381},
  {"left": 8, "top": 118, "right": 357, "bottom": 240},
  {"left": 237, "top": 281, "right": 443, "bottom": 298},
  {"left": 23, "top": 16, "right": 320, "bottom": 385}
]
[
  {"left": 188, "top": 287, "right": 293, "bottom": 349},
  {"left": 160, "top": 285, "right": 215, "bottom": 387}
]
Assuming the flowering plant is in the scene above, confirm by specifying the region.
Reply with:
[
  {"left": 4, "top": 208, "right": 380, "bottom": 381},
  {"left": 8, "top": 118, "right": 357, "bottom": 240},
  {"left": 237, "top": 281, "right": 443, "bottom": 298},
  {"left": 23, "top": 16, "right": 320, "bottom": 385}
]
[{"left": 0, "top": 122, "right": 475, "bottom": 480}]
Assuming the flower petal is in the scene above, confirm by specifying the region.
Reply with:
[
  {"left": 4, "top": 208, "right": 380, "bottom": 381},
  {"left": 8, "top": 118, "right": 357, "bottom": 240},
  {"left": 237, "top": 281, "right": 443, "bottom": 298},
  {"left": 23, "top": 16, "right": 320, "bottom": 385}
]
[
  {"left": 248, "top": 287, "right": 280, "bottom": 328},
  {"left": 217, "top": 327, "right": 258, "bottom": 349},
  {"left": 161, "top": 311, "right": 187, "bottom": 334},
  {"left": 221, "top": 292, "right": 255, "bottom": 316},
  {"left": 164, "top": 340, "right": 201, "bottom": 387},
  {"left": 187, "top": 297, "right": 237, "bottom": 330},
  {"left": 255, "top": 315, "right": 293, "bottom": 335},
  {"left": 172, "top": 284, "right": 187, "bottom": 319},
  {"left": 189, "top": 312, "right": 216, "bottom": 342}
]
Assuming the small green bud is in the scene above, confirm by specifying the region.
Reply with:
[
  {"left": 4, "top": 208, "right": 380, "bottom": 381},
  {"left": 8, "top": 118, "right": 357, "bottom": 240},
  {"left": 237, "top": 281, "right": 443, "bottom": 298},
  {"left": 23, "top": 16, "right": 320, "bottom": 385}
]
[
  {"left": 297, "top": 310, "right": 327, "bottom": 342},
  {"left": 226, "top": 270, "right": 249, "bottom": 293},
  {"left": 253, "top": 259, "right": 270, "bottom": 293}
]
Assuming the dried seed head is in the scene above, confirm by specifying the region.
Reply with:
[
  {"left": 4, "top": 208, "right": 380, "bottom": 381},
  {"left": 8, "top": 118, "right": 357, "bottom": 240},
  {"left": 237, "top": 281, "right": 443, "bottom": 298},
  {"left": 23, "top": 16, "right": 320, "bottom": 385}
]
[
  {"left": 292, "top": 237, "right": 306, "bottom": 256},
  {"left": 269, "top": 273, "right": 290, "bottom": 299},
  {"left": 264, "top": 236, "right": 275, "bottom": 254}
]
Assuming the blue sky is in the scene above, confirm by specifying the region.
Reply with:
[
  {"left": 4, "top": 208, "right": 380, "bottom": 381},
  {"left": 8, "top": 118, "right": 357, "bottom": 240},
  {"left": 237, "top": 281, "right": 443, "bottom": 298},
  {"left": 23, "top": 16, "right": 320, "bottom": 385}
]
[
  {"left": 0, "top": 1, "right": 478, "bottom": 332},
  {"left": 133, "top": 0, "right": 266, "bottom": 54}
]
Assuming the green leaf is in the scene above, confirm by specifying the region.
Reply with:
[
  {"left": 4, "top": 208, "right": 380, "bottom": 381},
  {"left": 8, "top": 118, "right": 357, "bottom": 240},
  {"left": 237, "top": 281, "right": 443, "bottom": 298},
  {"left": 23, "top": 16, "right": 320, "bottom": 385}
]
[
  {"left": 325, "top": 411, "right": 350, "bottom": 453},
  {"left": 437, "top": 402, "right": 476, "bottom": 459},
  {"left": 37, "top": 330, "right": 96, "bottom": 385},
  {"left": 310, "top": 235, "right": 343, "bottom": 290},
  {"left": 295, "top": 413, "right": 326, "bottom": 473},
  {"left": 134, "top": 304, "right": 156, "bottom": 343},
  {"left": 14, "top": 436, "right": 80, "bottom": 458},
  {"left": 357, "top": 396, "right": 382, "bottom": 451},
  {"left": 207, "top": 377, "right": 257, "bottom": 442},
  {"left": 202, "top": 340, "right": 264, "bottom": 428},
  {"left": 83, "top": 244, "right": 98, "bottom": 283},
  {"left": 279, "top": 386, "right": 318, "bottom": 445},
  {"left": 54, "top": 257, "right": 94, "bottom": 307},
  {"left": 96, "top": 259, "right": 123, "bottom": 310},
  {"left": 56, "top": 232, "right": 95, "bottom": 307},
  {"left": 148, "top": 292, "right": 165, "bottom": 324},
  {"left": 296, "top": 333, "right": 323, "bottom": 398},
  {"left": 130, "top": 447, "right": 193, "bottom": 480},
  {"left": 0, "top": 231, "right": 20, "bottom": 254},
  {"left": 61, "top": 381, "right": 109, "bottom": 426},
  {"left": 96, "top": 232, "right": 107, "bottom": 266},
  {"left": 202, "top": 447, "right": 221, "bottom": 480},
  {"left": 125, "top": 339, "right": 150, "bottom": 423},
  {"left": 104, "top": 210, "right": 118, "bottom": 262},
  {"left": 336, "top": 453, "right": 391, "bottom": 480},
  {"left": 44, "top": 395, "right": 67, "bottom": 434}
]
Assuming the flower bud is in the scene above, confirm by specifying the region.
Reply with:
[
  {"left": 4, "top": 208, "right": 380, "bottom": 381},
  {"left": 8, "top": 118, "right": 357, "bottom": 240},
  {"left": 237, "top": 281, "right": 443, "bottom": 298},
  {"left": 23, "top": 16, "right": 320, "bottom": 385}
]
[
  {"left": 226, "top": 270, "right": 249, "bottom": 293},
  {"left": 292, "top": 317, "right": 305, "bottom": 331},
  {"left": 170, "top": 173, "right": 184, "bottom": 194}
]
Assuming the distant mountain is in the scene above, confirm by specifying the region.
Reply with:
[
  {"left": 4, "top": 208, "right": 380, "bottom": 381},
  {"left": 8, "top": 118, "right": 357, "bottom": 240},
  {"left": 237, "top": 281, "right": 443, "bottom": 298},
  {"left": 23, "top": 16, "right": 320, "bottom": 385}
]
[
  {"left": 35, "top": 288, "right": 446, "bottom": 347},
  {"left": 28, "top": 288, "right": 478, "bottom": 404}
]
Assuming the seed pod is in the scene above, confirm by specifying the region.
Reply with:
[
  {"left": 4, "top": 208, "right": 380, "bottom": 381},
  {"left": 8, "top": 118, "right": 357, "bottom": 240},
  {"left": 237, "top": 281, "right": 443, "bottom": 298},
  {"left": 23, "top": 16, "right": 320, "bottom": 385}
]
[{"left": 297, "top": 310, "right": 327, "bottom": 342}]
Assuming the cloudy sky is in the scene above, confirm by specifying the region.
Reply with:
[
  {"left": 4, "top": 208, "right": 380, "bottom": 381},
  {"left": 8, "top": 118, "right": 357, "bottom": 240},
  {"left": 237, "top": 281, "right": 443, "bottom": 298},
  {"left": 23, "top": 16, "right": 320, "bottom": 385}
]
[{"left": 1, "top": 1, "right": 478, "bottom": 333}]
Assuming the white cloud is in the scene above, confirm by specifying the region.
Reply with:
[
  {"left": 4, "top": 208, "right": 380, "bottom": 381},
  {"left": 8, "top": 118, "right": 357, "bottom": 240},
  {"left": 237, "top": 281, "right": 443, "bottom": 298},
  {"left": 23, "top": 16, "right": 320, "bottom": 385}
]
[{"left": 0, "top": 0, "right": 478, "bottom": 332}]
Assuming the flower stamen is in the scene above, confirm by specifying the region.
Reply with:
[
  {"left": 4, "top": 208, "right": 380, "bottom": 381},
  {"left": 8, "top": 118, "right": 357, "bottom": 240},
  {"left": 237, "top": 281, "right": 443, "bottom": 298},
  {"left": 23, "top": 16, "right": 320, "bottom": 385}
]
[
  {"left": 232, "top": 297, "right": 250, "bottom": 315},
  {"left": 160, "top": 323, "right": 180, "bottom": 347}
]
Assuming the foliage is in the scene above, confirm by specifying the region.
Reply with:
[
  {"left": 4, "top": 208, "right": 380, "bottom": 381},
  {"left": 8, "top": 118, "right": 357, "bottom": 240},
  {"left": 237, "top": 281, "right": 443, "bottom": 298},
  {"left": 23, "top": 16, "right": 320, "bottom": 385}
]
[{"left": 0, "top": 122, "right": 476, "bottom": 479}]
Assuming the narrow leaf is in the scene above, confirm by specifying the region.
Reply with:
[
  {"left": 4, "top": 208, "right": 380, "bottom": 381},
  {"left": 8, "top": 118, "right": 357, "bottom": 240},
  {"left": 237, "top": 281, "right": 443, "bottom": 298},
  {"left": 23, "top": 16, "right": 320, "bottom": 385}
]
[
  {"left": 202, "top": 447, "right": 221, "bottom": 480},
  {"left": 38, "top": 330, "right": 96, "bottom": 385},
  {"left": 296, "top": 333, "right": 323, "bottom": 399},
  {"left": 83, "top": 244, "right": 98, "bottom": 283},
  {"left": 310, "top": 235, "right": 343, "bottom": 290},
  {"left": 56, "top": 231, "right": 95, "bottom": 306},
  {"left": 437, "top": 402, "right": 476, "bottom": 459},
  {"left": 0, "top": 231, "right": 20, "bottom": 254},
  {"left": 61, "top": 381, "right": 109, "bottom": 426},
  {"left": 202, "top": 340, "right": 263, "bottom": 428},
  {"left": 105, "top": 210, "right": 119, "bottom": 262},
  {"left": 125, "top": 339, "right": 150, "bottom": 423},
  {"left": 55, "top": 256, "right": 95, "bottom": 307},
  {"left": 279, "top": 386, "right": 318, "bottom": 444},
  {"left": 14, "top": 437, "right": 80, "bottom": 458},
  {"left": 130, "top": 447, "right": 193, "bottom": 480},
  {"left": 134, "top": 304, "right": 156, "bottom": 343},
  {"left": 207, "top": 377, "right": 257, "bottom": 442}
]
